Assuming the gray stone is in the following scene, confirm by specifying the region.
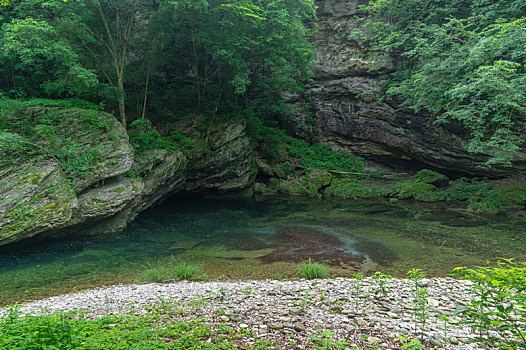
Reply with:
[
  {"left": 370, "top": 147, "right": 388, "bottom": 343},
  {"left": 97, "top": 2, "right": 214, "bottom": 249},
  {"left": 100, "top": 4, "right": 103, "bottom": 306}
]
[
  {"left": 269, "top": 322, "right": 284, "bottom": 330},
  {"left": 293, "top": 322, "right": 306, "bottom": 332}
]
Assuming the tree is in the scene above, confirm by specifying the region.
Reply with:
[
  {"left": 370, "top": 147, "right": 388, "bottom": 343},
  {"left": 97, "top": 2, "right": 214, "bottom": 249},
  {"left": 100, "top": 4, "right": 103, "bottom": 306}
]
[
  {"left": 354, "top": 0, "right": 526, "bottom": 165},
  {"left": 149, "top": 0, "right": 316, "bottom": 116}
]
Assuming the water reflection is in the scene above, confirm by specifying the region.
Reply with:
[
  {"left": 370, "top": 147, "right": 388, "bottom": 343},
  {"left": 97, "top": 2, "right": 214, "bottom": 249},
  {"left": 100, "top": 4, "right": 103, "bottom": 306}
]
[{"left": 0, "top": 196, "right": 525, "bottom": 305}]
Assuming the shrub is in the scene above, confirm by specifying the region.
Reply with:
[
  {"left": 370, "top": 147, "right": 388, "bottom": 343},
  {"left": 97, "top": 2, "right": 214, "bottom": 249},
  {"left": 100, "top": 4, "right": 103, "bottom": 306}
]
[
  {"left": 392, "top": 182, "right": 444, "bottom": 201},
  {"left": 413, "top": 169, "right": 449, "bottom": 187},
  {"left": 325, "top": 178, "right": 389, "bottom": 199},
  {"left": 297, "top": 259, "right": 330, "bottom": 279},
  {"left": 128, "top": 118, "right": 178, "bottom": 153},
  {"left": 452, "top": 259, "right": 526, "bottom": 349}
]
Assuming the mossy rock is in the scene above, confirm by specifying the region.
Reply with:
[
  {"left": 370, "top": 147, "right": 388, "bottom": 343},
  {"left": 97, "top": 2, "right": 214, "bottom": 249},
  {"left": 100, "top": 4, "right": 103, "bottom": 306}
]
[
  {"left": 274, "top": 178, "right": 309, "bottom": 195},
  {"left": 325, "top": 178, "right": 389, "bottom": 199},
  {"left": 0, "top": 161, "right": 76, "bottom": 245},
  {"left": 413, "top": 169, "right": 449, "bottom": 188},
  {"left": 306, "top": 169, "right": 332, "bottom": 188},
  {"left": 393, "top": 182, "right": 443, "bottom": 201},
  {"left": 495, "top": 183, "right": 526, "bottom": 207}
]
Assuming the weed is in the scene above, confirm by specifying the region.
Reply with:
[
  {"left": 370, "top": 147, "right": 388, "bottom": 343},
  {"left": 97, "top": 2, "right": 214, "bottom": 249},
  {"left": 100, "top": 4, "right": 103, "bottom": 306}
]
[
  {"left": 172, "top": 262, "right": 201, "bottom": 281},
  {"left": 372, "top": 271, "right": 392, "bottom": 298},
  {"left": 452, "top": 259, "right": 526, "bottom": 349},
  {"left": 297, "top": 258, "right": 330, "bottom": 279},
  {"left": 407, "top": 269, "right": 429, "bottom": 339},
  {"left": 141, "top": 262, "right": 168, "bottom": 283}
]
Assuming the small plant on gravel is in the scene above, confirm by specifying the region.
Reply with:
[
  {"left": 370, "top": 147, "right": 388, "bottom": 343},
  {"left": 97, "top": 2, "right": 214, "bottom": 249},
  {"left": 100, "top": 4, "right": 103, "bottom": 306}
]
[
  {"left": 398, "top": 336, "right": 427, "bottom": 349},
  {"left": 439, "top": 314, "right": 450, "bottom": 347},
  {"left": 407, "top": 268, "right": 429, "bottom": 339},
  {"left": 372, "top": 271, "right": 393, "bottom": 298},
  {"left": 297, "top": 258, "right": 330, "bottom": 279},
  {"left": 173, "top": 262, "right": 201, "bottom": 280},
  {"left": 452, "top": 259, "right": 526, "bottom": 349},
  {"left": 271, "top": 273, "right": 286, "bottom": 281},
  {"left": 308, "top": 330, "right": 349, "bottom": 350},
  {"left": 351, "top": 272, "right": 366, "bottom": 311}
]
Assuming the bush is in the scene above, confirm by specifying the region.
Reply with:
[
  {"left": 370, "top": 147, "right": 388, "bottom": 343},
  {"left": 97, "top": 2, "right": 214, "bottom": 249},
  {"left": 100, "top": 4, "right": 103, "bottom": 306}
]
[
  {"left": 413, "top": 169, "right": 449, "bottom": 187},
  {"left": 325, "top": 178, "right": 389, "bottom": 199},
  {"left": 392, "top": 182, "right": 444, "bottom": 201},
  {"left": 297, "top": 259, "right": 330, "bottom": 279},
  {"left": 452, "top": 260, "right": 526, "bottom": 349},
  {"left": 128, "top": 118, "right": 178, "bottom": 153}
]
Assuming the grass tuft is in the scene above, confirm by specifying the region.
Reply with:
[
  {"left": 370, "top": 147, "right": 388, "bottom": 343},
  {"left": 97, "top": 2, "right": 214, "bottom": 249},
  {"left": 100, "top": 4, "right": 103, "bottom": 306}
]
[
  {"left": 173, "top": 262, "right": 201, "bottom": 280},
  {"left": 297, "top": 258, "right": 330, "bottom": 279}
]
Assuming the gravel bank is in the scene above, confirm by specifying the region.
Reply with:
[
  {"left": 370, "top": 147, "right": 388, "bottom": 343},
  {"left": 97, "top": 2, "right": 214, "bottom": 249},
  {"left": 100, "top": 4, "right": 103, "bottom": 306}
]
[{"left": 1, "top": 278, "right": 487, "bottom": 349}]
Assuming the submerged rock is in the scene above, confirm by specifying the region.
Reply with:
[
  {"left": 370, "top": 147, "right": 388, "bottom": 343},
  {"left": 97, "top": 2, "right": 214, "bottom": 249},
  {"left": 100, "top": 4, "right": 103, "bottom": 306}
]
[{"left": 260, "top": 225, "right": 361, "bottom": 265}]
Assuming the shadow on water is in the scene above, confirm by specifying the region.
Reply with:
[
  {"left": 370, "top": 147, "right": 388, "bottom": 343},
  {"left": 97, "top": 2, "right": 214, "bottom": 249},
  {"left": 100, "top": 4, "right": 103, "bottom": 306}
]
[{"left": 1, "top": 196, "right": 525, "bottom": 305}]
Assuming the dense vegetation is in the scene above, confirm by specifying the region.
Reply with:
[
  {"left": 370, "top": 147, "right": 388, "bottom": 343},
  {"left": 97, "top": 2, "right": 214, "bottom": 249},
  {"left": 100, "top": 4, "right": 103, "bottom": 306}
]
[
  {"left": 353, "top": 0, "right": 526, "bottom": 165},
  {"left": 1, "top": 0, "right": 525, "bottom": 169},
  {"left": 0, "top": 0, "right": 315, "bottom": 127}
]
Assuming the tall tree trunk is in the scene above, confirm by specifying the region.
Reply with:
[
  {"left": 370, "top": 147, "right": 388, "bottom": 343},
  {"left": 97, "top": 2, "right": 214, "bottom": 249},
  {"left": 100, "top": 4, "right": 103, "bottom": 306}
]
[{"left": 118, "top": 76, "right": 126, "bottom": 128}]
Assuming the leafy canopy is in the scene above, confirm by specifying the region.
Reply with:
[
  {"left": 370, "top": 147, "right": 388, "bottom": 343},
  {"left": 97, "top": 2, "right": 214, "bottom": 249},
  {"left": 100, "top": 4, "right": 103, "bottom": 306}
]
[{"left": 354, "top": 0, "right": 526, "bottom": 165}]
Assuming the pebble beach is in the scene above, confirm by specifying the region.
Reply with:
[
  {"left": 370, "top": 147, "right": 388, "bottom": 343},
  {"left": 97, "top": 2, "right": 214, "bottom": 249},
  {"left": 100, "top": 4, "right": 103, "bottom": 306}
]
[{"left": 1, "top": 277, "right": 495, "bottom": 349}]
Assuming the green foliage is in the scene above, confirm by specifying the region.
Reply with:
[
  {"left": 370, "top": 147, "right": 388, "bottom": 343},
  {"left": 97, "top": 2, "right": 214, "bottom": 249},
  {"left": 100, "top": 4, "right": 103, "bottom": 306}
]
[
  {"left": 452, "top": 259, "right": 526, "bottom": 349},
  {"left": 128, "top": 118, "right": 178, "bottom": 153},
  {"left": 0, "top": 308, "right": 76, "bottom": 349},
  {"left": 392, "top": 182, "right": 444, "bottom": 201},
  {"left": 141, "top": 260, "right": 202, "bottom": 283},
  {"left": 325, "top": 177, "right": 389, "bottom": 199},
  {"left": 56, "top": 145, "right": 102, "bottom": 181},
  {"left": 412, "top": 169, "right": 449, "bottom": 187},
  {"left": 173, "top": 262, "right": 202, "bottom": 281},
  {"left": 297, "top": 258, "right": 330, "bottom": 279},
  {"left": 356, "top": 0, "right": 526, "bottom": 165},
  {"left": 0, "top": 15, "right": 100, "bottom": 99},
  {"left": 20, "top": 98, "right": 103, "bottom": 111},
  {"left": 407, "top": 269, "right": 430, "bottom": 338},
  {"left": 0, "top": 308, "right": 278, "bottom": 349},
  {"left": 371, "top": 271, "right": 393, "bottom": 298},
  {"left": 443, "top": 177, "right": 494, "bottom": 201},
  {"left": 298, "top": 145, "right": 364, "bottom": 173},
  {"left": 154, "top": 0, "right": 315, "bottom": 114},
  {"left": 142, "top": 262, "right": 170, "bottom": 283},
  {"left": 244, "top": 112, "right": 364, "bottom": 172}
]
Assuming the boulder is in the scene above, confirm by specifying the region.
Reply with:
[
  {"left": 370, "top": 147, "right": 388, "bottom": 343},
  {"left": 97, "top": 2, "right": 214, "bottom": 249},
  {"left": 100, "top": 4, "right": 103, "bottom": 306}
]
[{"left": 185, "top": 121, "right": 256, "bottom": 196}]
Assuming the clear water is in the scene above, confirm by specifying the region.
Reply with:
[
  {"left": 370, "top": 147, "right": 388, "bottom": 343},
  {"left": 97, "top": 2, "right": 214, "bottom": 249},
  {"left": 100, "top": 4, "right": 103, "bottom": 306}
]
[{"left": 1, "top": 197, "right": 525, "bottom": 305}]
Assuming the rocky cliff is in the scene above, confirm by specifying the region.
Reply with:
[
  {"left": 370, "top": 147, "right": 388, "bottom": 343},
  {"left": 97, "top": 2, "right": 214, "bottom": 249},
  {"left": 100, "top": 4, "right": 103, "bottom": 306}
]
[
  {"left": 281, "top": 0, "right": 526, "bottom": 177},
  {"left": 0, "top": 107, "right": 254, "bottom": 247}
]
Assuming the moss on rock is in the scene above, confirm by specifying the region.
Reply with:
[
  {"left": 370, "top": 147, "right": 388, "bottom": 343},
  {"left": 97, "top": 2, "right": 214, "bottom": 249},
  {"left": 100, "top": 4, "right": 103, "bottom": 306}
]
[{"left": 413, "top": 169, "right": 449, "bottom": 188}]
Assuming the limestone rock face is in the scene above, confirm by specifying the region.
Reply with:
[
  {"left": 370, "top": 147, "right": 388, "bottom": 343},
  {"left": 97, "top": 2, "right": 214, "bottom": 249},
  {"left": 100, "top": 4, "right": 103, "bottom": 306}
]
[
  {"left": 0, "top": 161, "right": 77, "bottom": 245},
  {"left": 282, "top": 0, "right": 526, "bottom": 176},
  {"left": 185, "top": 122, "right": 256, "bottom": 196},
  {"left": 0, "top": 108, "right": 254, "bottom": 246}
]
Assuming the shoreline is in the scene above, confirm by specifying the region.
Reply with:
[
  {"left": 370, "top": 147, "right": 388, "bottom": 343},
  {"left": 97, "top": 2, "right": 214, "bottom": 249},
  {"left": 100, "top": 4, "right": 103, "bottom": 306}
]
[{"left": 1, "top": 277, "right": 487, "bottom": 349}]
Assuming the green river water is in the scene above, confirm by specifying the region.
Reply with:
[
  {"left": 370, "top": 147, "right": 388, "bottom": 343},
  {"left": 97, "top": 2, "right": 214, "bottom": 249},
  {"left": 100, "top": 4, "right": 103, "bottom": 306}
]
[{"left": 1, "top": 197, "right": 525, "bottom": 305}]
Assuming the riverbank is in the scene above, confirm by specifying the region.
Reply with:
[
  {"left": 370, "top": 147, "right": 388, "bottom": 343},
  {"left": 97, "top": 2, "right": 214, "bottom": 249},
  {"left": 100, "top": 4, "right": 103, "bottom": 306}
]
[{"left": 1, "top": 277, "right": 490, "bottom": 349}]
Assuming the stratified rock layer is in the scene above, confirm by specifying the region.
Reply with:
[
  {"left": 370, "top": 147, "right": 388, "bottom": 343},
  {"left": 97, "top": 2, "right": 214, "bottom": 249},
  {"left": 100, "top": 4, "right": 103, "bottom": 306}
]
[
  {"left": 0, "top": 109, "right": 255, "bottom": 246},
  {"left": 282, "top": 0, "right": 526, "bottom": 176}
]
